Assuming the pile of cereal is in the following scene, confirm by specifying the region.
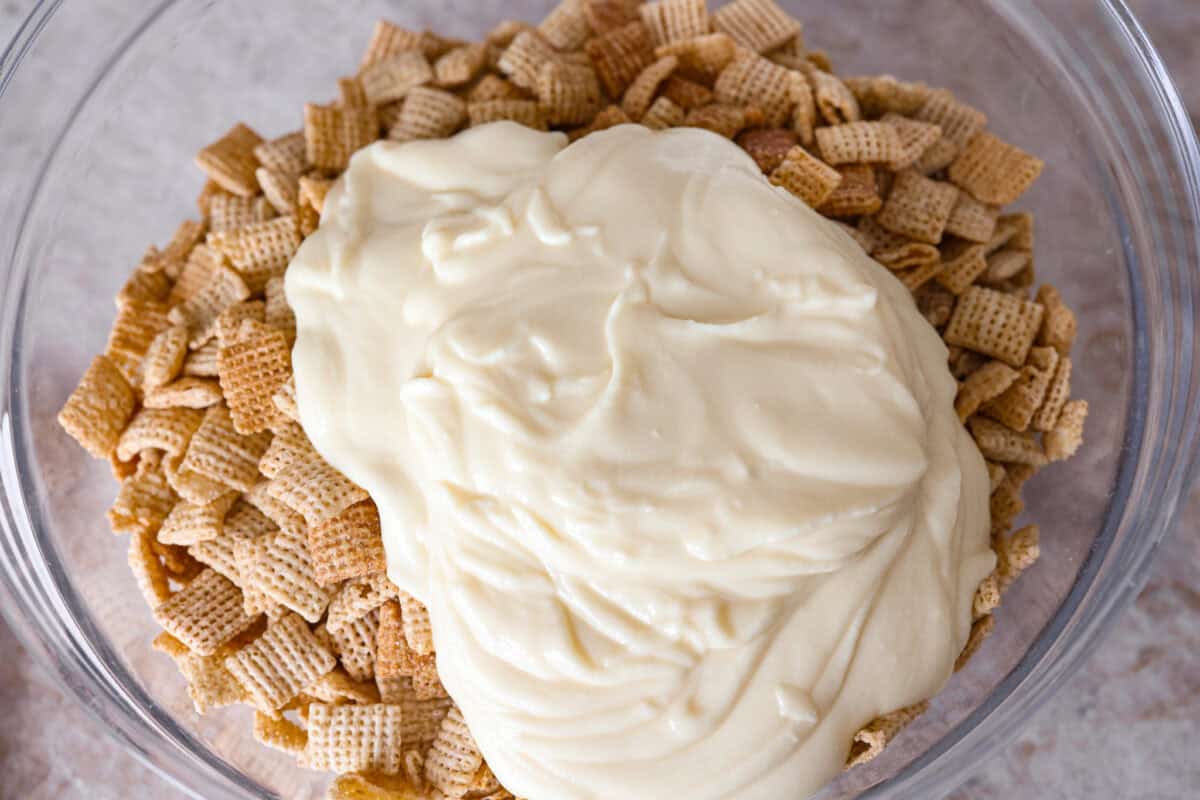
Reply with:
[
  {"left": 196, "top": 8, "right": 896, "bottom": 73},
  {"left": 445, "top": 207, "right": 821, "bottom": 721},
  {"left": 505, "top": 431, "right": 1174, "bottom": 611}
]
[{"left": 56, "top": 1, "right": 1087, "bottom": 797}]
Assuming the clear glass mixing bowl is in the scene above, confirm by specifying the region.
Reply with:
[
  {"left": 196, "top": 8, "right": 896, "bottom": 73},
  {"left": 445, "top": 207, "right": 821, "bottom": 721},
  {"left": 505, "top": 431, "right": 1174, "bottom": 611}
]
[{"left": 0, "top": 1, "right": 1197, "bottom": 798}]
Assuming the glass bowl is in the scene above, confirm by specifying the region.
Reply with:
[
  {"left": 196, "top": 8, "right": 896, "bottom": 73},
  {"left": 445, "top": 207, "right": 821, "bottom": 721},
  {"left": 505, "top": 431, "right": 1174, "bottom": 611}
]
[{"left": 1, "top": 1, "right": 1197, "bottom": 798}]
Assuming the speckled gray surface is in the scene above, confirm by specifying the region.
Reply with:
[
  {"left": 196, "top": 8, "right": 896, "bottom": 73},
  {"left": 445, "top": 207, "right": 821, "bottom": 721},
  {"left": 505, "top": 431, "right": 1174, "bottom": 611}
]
[{"left": 0, "top": 2, "right": 1196, "bottom": 799}]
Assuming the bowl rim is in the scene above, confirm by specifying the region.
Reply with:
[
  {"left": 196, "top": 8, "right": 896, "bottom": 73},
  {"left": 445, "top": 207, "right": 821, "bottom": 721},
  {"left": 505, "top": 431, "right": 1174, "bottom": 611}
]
[{"left": 0, "top": 1, "right": 1197, "bottom": 799}]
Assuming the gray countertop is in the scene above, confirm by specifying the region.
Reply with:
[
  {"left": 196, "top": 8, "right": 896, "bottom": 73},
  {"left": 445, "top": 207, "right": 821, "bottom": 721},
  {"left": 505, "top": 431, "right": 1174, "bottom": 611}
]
[{"left": 1, "top": 2, "right": 1197, "bottom": 798}]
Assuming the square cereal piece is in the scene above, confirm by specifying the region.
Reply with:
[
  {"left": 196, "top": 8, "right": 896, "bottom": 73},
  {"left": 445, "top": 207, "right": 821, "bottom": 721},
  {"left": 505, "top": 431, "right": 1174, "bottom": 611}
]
[
  {"left": 846, "top": 702, "right": 928, "bottom": 767},
  {"left": 105, "top": 300, "right": 173, "bottom": 387},
  {"left": 856, "top": 215, "right": 912, "bottom": 256},
  {"left": 1044, "top": 399, "right": 1087, "bottom": 461},
  {"left": 536, "top": 62, "right": 603, "bottom": 127},
  {"left": 466, "top": 99, "right": 548, "bottom": 131},
  {"left": 399, "top": 593, "right": 433, "bottom": 656},
  {"left": 268, "top": 454, "right": 369, "bottom": 527},
  {"left": 981, "top": 346, "right": 1059, "bottom": 431},
  {"left": 208, "top": 216, "right": 300, "bottom": 294},
  {"left": 218, "top": 319, "right": 293, "bottom": 435},
  {"left": 305, "top": 99, "right": 379, "bottom": 173},
  {"left": 116, "top": 406, "right": 205, "bottom": 461},
  {"left": 944, "top": 190, "right": 999, "bottom": 243},
  {"left": 944, "top": 286, "right": 1045, "bottom": 367},
  {"left": 154, "top": 568, "right": 257, "bottom": 655},
  {"left": 1031, "top": 355, "right": 1073, "bottom": 432},
  {"left": 935, "top": 241, "right": 988, "bottom": 295},
  {"left": 180, "top": 404, "right": 272, "bottom": 491},
  {"left": 880, "top": 113, "right": 942, "bottom": 171},
  {"left": 361, "top": 51, "right": 434, "bottom": 105},
  {"left": 157, "top": 491, "right": 238, "bottom": 546},
  {"left": 815, "top": 121, "right": 899, "bottom": 166},
  {"left": 896, "top": 261, "right": 945, "bottom": 292},
  {"left": 1035, "top": 284, "right": 1077, "bottom": 356},
  {"left": 304, "top": 703, "right": 404, "bottom": 775},
  {"left": 108, "top": 452, "right": 178, "bottom": 536},
  {"left": 914, "top": 282, "right": 956, "bottom": 328},
  {"left": 254, "top": 711, "right": 308, "bottom": 757},
  {"left": 434, "top": 43, "right": 489, "bottom": 88},
  {"left": 496, "top": 30, "right": 560, "bottom": 93},
  {"left": 250, "top": 526, "right": 334, "bottom": 623},
  {"left": 425, "top": 705, "right": 484, "bottom": 797},
  {"left": 167, "top": 244, "right": 222, "bottom": 306},
  {"left": 954, "top": 360, "right": 1019, "bottom": 423},
  {"left": 586, "top": 21, "right": 655, "bottom": 97},
  {"left": 876, "top": 170, "right": 959, "bottom": 244},
  {"left": 389, "top": 87, "right": 468, "bottom": 141},
  {"left": 968, "top": 417, "right": 1047, "bottom": 466},
  {"left": 168, "top": 265, "right": 252, "bottom": 349},
  {"left": 539, "top": 0, "right": 593, "bottom": 50},
  {"left": 621, "top": 55, "right": 679, "bottom": 120},
  {"left": 913, "top": 89, "right": 987, "bottom": 149},
  {"left": 246, "top": 479, "right": 306, "bottom": 537},
  {"left": 769, "top": 146, "right": 842, "bottom": 208},
  {"left": 309, "top": 500, "right": 387, "bottom": 585},
  {"left": 254, "top": 131, "right": 308, "bottom": 177},
  {"left": 329, "top": 573, "right": 400, "bottom": 635},
  {"left": 263, "top": 277, "right": 296, "bottom": 343},
  {"left": 913, "top": 136, "right": 960, "bottom": 175},
  {"left": 208, "top": 191, "right": 274, "bottom": 235},
  {"left": 817, "top": 164, "right": 881, "bottom": 218},
  {"left": 58, "top": 355, "right": 136, "bottom": 459},
  {"left": 711, "top": 0, "right": 800, "bottom": 53},
  {"left": 161, "top": 637, "right": 250, "bottom": 714},
  {"left": 360, "top": 20, "right": 429, "bottom": 70},
  {"left": 255, "top": 168, "right": 298, "bottom": 216},
  {"left": 195, "top": 123, "right": 263, "bottom": 197},
  {"left": 143, "top": 325, "right": 190, "bottom": 392},
  {"left": 468, "top": 74, "right": 525, "bottom": 103},
  {"left": 949, "top": 131, "right": 1045, "bottom": 206},
  {"left": 236, "top": 533, "right": 281, "bottom": 618},
  {"left": 116, "top": 249, "right": 171, "bottom": 308},
  {"left": 298, "top": 176, "right": 335, "bottom": 216},
  {"left": 164, "top": 449, "right": 233, "bottom": 506},
  {"left": 737, "top": 128, "right": 799, "bottom": 173},
  {"left": 328, "top": 608, "right": 379, "bottom": 683},
  {"left": 215, "top": 301, "right": 266, "bottom": 346},
  {"left": 188, "top": 531, "right": 243, "bottom": 585},
  {"left": 640, "top": 0, "right": 710, "bottom": 46},
  {"left": 811, "top": 70, "right": 863, "bottom": 126},
  {"left": 845, "top": 75, "right": 931, "bottom": 118},
  {"left": 129, "top": 530, "right": 172, "bottom": 608},
  {"left": 225, "top": 612, "right": 336, "bottom": 713},
  {"left": 259, "top": 422, "right": 318, "bottom": 480},
  {"left": 713, "top": 52, "right": 794, "bottom": 127}
]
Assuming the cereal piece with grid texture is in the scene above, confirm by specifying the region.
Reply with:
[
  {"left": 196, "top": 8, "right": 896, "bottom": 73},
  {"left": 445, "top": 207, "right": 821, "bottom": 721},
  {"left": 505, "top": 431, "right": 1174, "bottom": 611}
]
[
  {"left": 467, "top": 99, "right": 549, "bottom": 131},
  {"left": 879, "top": 113, "right": 941, "bottom": 171},
  {"left": 328, "top": 608, "right": 380, "bottom": 683},
  {"left": 182, "top": 340, "right": 220, "bottom": 379},
  {"left": 214, "top": 301, "right": 265, "bottom": 347},
  {"left": 659, "top": 74, "right": 715, "bottom": 109},
  {"left": 769, "top": 146, "right": 842, "bottom": 208},
  {"left": 116, "top": 406, "right": 204, "bottom": 462},
  {"left": 308, "top": 667, "right": 381, "bottom": 706},
  {"left": 163, "top": 448, "right": 232, "bottom": 507},
  {"left": 538, "top": 0, "right": 593, "bottom": 50},
  {"left": 209, "top": 216, "right": 300, "bottom": 294},
  {"left": 1035, "top": 284, "right": 1077, "bottom": 356},
  {"left": 58, "top": 355, "right": 136, "bottom": 459},
  {"left": 968, "top": 417, "right": 1047, "bottom": 466},
  {"left": 944, "top": 286, "right": 1044, "bottom": 367},
  {"left": 845, "top": 75, "right": 931, "bottom": 118},
  {"left": 308, "top": 500, "right": 387, "bottom": 586},
  {"left": 157, "top": 491, "right": 238, "bottom": 546},
  {"left": 640, "top": 96, "right": 686, "bottom": 130},
  {"left": 640, "top": 0, "right": 710, "bottom": 46},
  {"left": 855, "top": 215, "right": 909, "bottom": 255},
  {"left": 272, "top": 377, "right": 299, "bottom": 424},
  {"left": 255, "top": 168, "right": 297, "bottom": 216},
  {"left": 359, "top": 21, "right": 430, "bottom": 70},
  {"left": 622, "top": 56, "right": 679, "bottom": 120},
  {"left": 117, "top": 248, "right": 172, "bottom": 308},
  {"left": 981, "top": 346, "right": 1059, "bottom": 431},
  {"left": 143, "top": 325, "right": 189, "bottom": 392},
  {"left": 304, "top": 703, "right": 404, "bottom": 775},
  {"left": 912, "top": 136, "right": 960, "bottom": 175},
  {"left": 981, "top": 249, "right": 1031, "bottom": 286},
  {"left": 389, "top": 87, "right": 468, "bottom": 141},
  {"left": 996, "top": 524, "right": 1040, "bottom": 593},
  {"left": 497, "top": 30, "right": 561, "bottom": 93},
  {"left": 915, "top": 282, "right": 956, "bottom": 328},
  {"left": 896, "top": 261, "right": 945, "bottom": 292},
  {"left": 195, "top": 123, "right": 262, "bottom": 197},
  {"left": 179, "top": 404, "right": 271, "bottom": 491},
  {"left": 188, "top": 530, "right": 242, "bottom": 585},
  {"left": 1044, "top": 399, "right": 1087, "bottom": 462},
  {"left": 259, "top": 422, "right": 318, "bottom": 480},
  {"left": 586, "top": 21, "right": 655, "bottom": 97},
  {"left": 684, "top": 103, "right": 761, "bottom": 139},
  {"left": 361, "top": 51, "right": 434, "bottom": 105},
  {"left": 425, "top": 705, "right": 484, "bottom": 797},
  {"left": 129, "top": 531, "right": 172, "bottom": 608},
  {"left": 434, "top": 44, "right": 489, "bottom": 89},
  {"left": 815, "top": 121, "right": 900, "bottom": 166},
  {"left": 787, "top": 69, "right": 816, "bottom": 146},
  {"left": 846, "top": 702, "right": 929, "bottom": 767},
  {"left": 816, "top": 164, "right": 880, "bottom": 217},
  {"left": 328, "top": 573, "right": 399, "bottom": 634},
  {"left": 876, "top": 170, "right": 959, "bottom": 244},
  {"left": 810, "top": 70, "right": 862, "bottom": 125},
  {"left": 268, "top": 454, "right": 370, "bottom": 528},
  {"left": 236, "top": 533, "right": 280, "bottom": 617},
  {"left": 167, "top": 244, "right": 221, "bottom": 306},
  {"left": 109, "top": 452, "right": 177, "bottom": 537},
  {"left": 263, "top": 277, "right": 296, "bottom": 343},
  {"left": 305, "top": 93, "right": 379, "bottom": 173},
  {"left": 711, "top": 0, "right": 800, "bottom": 53},
  {"left": 157, "top": 633, "right": 250, "bottom": 714},
  {"left": 1030, "top": 355, "right": 1072, "bottom": 432},
  {"left": 713, "top": 52, "right": 794, "bottom": 127},
  {"left": 208, "top": 192, "right": 274, "bottom": 235},
  {"left": 254, "top": 712, "right": 307, "bottom": 757},
  {"left": 218, "top": 319, "right": 293, "bottom": 435},
  {"left": 105, "top": 300, "right": 173, "bottom": 387},
  {"left": 225, "top": 612, "right": 336, "bottom": 713},
  {"left": 949, "top": 131, "right": 1045, "bottom": 206},
  {"left": 935, "top": 242, "right": 988, "bottom": 295},
  {"left": 399, "top": 593, "right": 434, "bottom": 656},
  {"left": 585, "top": 0, "right": 641, "bottom": 34},
  {"left": 944, "top": 190, "right": 998, "bottom": 243},
  {"left": 168, "top": 266, "right": 252, "bottom": 349},
  {"left": 737, "top": 128, "right": 798, "bottom": 173},
  {"left": 913, "top": 89, "right": 987, "bottom": 149},
  {"left": 154, "top": 568, "right": 256, "bottom": 655},
  {"left": 253, "top": 131, "right": 307, "bottom": 178},
  {"left": 250, "top": 526, "right": 334, "bottom": 623},
  {"left": 467, "top": 74, "right": 526, "bottom": 104}
]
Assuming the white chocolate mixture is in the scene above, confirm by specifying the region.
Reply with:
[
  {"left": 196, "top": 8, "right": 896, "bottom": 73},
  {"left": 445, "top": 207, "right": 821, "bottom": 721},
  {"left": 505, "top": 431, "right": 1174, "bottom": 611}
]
[{"left": 287, "top": 122, "right": 994, "bottom": 800}]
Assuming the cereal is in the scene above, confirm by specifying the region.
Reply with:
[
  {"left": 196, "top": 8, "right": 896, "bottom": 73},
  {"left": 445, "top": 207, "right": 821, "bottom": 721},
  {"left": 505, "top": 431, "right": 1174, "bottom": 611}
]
[
  {"left": 305, "top": 703, "right": 405, "bottom": 775},
  {"left": 195, "top": 123, "right": 263, "bottom": 197},
  {"left": 467, "top": 99, "right": 548, "bottom": 131},
  {"left": 586, "top": 21, "right": 655, "bottom": 97},
  {"left": 254, "top": 131, "right": 308, "bottom": 177},
  {"left": 714, "top": 52, "right": 794, "bottom": 127},
  {"left": 209, "top": 192, "right": 274, "bottom": 235},
  {"left": 305, "top": 97, "right": 379, "bottom": 173},
  {"left": 954, "top": 360, "right": 1019, "bottom": 423},
  {"left": 328, "top": 609, "right": 380, "bottom": 683},
  {"left": 108, "top": 452, "right": 178, "bottom": 537},
  {"left": 179, "top": 404, "right": 272, "bottom": 491},
  {"left": 935, "top": 242, "right": 988, "bottom": 295},
  {"left": 815, "top": 121, "right": 901, "bottom": 166},
  {"left": 535, "top": 62, "right": 602, "bottom": 126},
  {"left": 188, "top": 530, "right": 243, "bottom": 585},
  {"left": 1035, "top": 284, "right": 1077, "bottom": 356},
  {"left": 981, "top": 346, "right": 1058, "bottom": 431},
  {"left": 640, "top": 96, "right": 686, "bottom": 130},
  {"left": 117, "top": 250, "right": 172, "bottom": 308},
  {"left": 168, "top": 244, "right": 221, "bottom": 306},
  {"left": 943, "top": 286, "right": 1044, "bottom": 367},
  {"left": 1044, "top": 399, "right": 1087, "bottom": 462},
  {"left": 214, "top": 301, "right": 265, "bottom": 346},
  {"left": 157, "top": 491, "right": 238, "bottom": 546},
  {"left": 361, "top": 51, "right": 434, "bottom": 105},
  {"left": 268, "top": 454, "right": 369, "bottom": 528},
  {"left": 845, "top": 702, "right": 928, "bottom": 768},
  {"left": 258, "top": 422, "right": 318, "bottom": 480},
  {"left": 875, "top": 170, "right": 959, "bottom": 244},
  {"left": 912, "top": 136, "right": 960, "bottom": 175},
  {"left": 944, "top": 190, "right": 999, "bottom": 243},
  {"left": 308, "top": 668, "right": 382, "bottom": 706},
  {"left": 1031, "top": 355, "right": 1072, "bottom": 432},
  {"left": 254, "top": 711, "right": 308, "bottom": 757},
  {"left": 272, "top": 376, "right": 300, "bottom": 423},
  {"left": 622, "top": 56, "right": 679, "bottom": 120},
  {"left": 250, "top": 525, "right": 334, "bottom": 623},
  {"left": 209, "top": 215, "right": 301, "bottom": 294},
  {"left": 106, "top": 301, "right": 172, "bottom": 386},
  {"left": 328, "top": 572, "right": 399, "bottom": 635},
  {"left": 154, "top": 568, "right": 257, "bottom": 655},
  {"left": 308, "top": 500, "right": 387, "bottom": 586},
  {"left": 218, "top": 319, "right": 293, "bottom": 435},
  {"left": 845, "top": 75, "right": 930, "bottom": 118},
  {"left": 913, "top": 89, "right": 986, "bottom": 149},
  {"left": 874, "top": 241, "right": 939, "bottom": 272},
  {"left": 684, "top": 103, "right": 760, "bottom": 138},
  {"left": 400, "top": 593, "right": 434, "bottom": 656},
  {"left": 810, "top": 70, "right": 862, "bottom": 125},
  {"left": 880, "top": 113, "right": 941, "bottom": 171},
  {"left": 164, "top": 449, "right": 234, "bottom": 506},
  {"left": 116, "top": 406, "right": 204, "bottom": 462},
  {"left": 711, "top": 0, "right": 801, "bottom": 54},
  {"left": 360, "top": 21, "right": 429, "bottom": 70},
  {"left": 390, "top": 87, "right": 468, "bottom": 141},
  {"left": 225, "top": 612, "right": 336, "bottom": 713},
  {"left": 968, "top": 417, "right": 1048, "bottom": 466},
  {"left": 129, "top": 531, "right": 172, "bottom": 608},
  {"left": 982, "top": 249, "right": 1031, "bottom": 286},
  {"left": 168, "top": 265, "right": 252, "bottom": 349},
  {"left": 255, "top": 167, "right": 298, "bottom": 216},
  {"left": 660, "top": 74, "right": 715, "bottom": 109},
  {"left": 640, "top": 0, "right": 709, "bottom": 46},
  {"left": 817, "top": 164, "right": 881, "bottom": 218},
  {"left": 949, "top": 131, "right": 1045, "bottom": 206},
  {"left": 769, "top": 146, "right": 842, "bottom": 208},
  {"left": 789, "top": 71, "right": 816, "bottom": 145},
  {"left": 737, "top": 127, "right": 799, "bottom": 173},
  {"left": 142, "top": 325, "right": 190, "bottom": 392},
  {"left": 58, "top": 355, "right": 136, "bottom": 459},
  {"left": 425, "top": 705, "right": 484, "bottom": 798}
]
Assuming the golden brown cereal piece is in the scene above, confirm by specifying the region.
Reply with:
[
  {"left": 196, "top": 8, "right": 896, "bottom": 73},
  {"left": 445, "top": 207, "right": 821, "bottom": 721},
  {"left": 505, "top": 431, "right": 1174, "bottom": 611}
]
[
  {"left": 129, "top": 531, "right": 172, "bottom": 608},
  {"left": 913, "top": 89, "right": 987, "bottom": 149},
  {"left": 154, "top": 538, "right": 206, "bottom": 583},
  {"left": 263, "top": 277, "right": 296, "bottom": 343},
  {"left": 209, "top": 215, "right": 300, "bottom": 294},
  {"left": 225, "top": 612, "right": 337, "bottom": 713},
  {"left": 815, "top": 121, "right": 900, "bottom": 166},
  {"left": 182, "top": 339, "right": 220, "bottom": 379},
  {"left": 659, "top": 74, "right": 715, "bottom": 110},
  {"left": 208, "top": 192, "right": 274, "bottom": 235},
  {"left": 169, "top": 265, "right": 252, "bottom": 349},
  {"left": 195, "top": 123, "right": 262, "bottom": 197},
  {"left": 108, "top": 452, "right": 177, "bottom": 536},
  {"left": 1031, "top": 356, "right": 1072, "bottom": 432},
  {"left": 327, "top": 773, "right": 425, "bottom": 800},
  {"left": 425, "top": 705, "right": 484, "bottom": 797},
  {"left": 330, "top": 573, "right": 400, "bottom": 635},
  {"left": 105, "top": 300, "right": 172, "bottom": 387},
  {"left": 157, "top": 633, "right": 250, "bottom": 713},
  {"left": 846, "top": 701, "right": 928, "bottom": 767},
  {"left": 953, "top": 361, "right": 1019, "bottom": 423},
  {"left": 944, "top": 191, "right": 998, "bottom": 243},
  {"left": 622, "top": 56, "right": 679, "bottom": 120},
  {"left": 944, "top": 286, "right": 1045, "bottom": 367},
  {"left": 389, "top": 87, "right": 468, "bottom": 141},
  {"left": 116, "top": 406, "right": 204, "bottom": 462},
  {"left": 399, "top": 593, "right": 434, "bottom": 656},
  {"left": 433, "top": 44, "right": 489, "bottom": 89},
  {"left": 985, "top": 461, "right": 1008, "bottom": 493},
  {"left": 254, "top": 712, "right": 308, "bottom": 757},
  {"left": 360, "top": 21, "right": 429, "bottom": 70},
  {"left": 467, "top": 99, "right": 549, "bottom": 131},
  {"left": 58, "top": 355, "right": 136, "bottom": 459},
  {"left": 876, "top": 170, "right": 959, "bottom": 244},
  {"left": 538, "top": 0, "right": 592, "bottom": 50},
  {"left": 769, "top": 146, "right": 842, "bottom": 208},
  {"left": 713, "top": 52, "right": 794, "bottom": 127},
  {"left": 188, "top": 531, "right": 242, "bottom": 585},
  {"left": 272, "top": 376, "right": 300, "bottom": 424},
  {"left": 845, "top": 75, "right": 931, "bottom": 118},
  {"left": 955, "top": 614, "right": 995, "bottom": 672},
  {"left": 158, "top": 220, "right": 207, "bottom": 276},
  {"left": 949, "top": 131, "right": 1045, "bottom": 206},
  {"left": 154, "top": 568, "right": 256, "bottom": 655},
  {"left": 117, "top": 250, "right": 172, "bottom": 308},
  {"left": 375, "top": 599, "right": 407, "bottom": 682},
  {"left": 982, "top": 346, "right": 1058, "bottom": 431},
  {"left": 497, "top": 30, "right": 560, "bottom": 93},
  {"left": 880, "top": 113, "right": 941, "bottom": 171},
  {"left": 640, "top": 96, "right": 686, "bottom": 130},
  {"left": 568, "top": 105, "right": 632, "bottom": 142},
  {"left": 309, "top": 500, "right": 387, "bottom": 586},
  {"left": 236, "top": 534, "right": 281, "bottom": 618},
  {"left": 935, "top": 242, "right": 988, "bottom": 295},
  {"left": 157, "top": 491, "right": 238, "bottom": 546},
  {"left": 981, "top": 249, "right": 1031, "bottom": 286},
  {"left": 142, "top": 325, "right": 189, "bottom": 393},
  {"left": 855, "top": 215, "right": 910, "bottom": 255},
  {"left": 328, "top": 609, "right": 380, "bottom": 683},
  {"left": 486, "top": 19, "right": 535, "bottom": 49},
  {"left": 224, "top": 498, "right": 278, "bottom": 541},
  {"left": 305, "top": 97, "right": 379, "bottom": 173},
  {"left": 914, "top": 282, "right": 956, "bottom": 328},
  {"left": 1044, "top": 399, "right": 1087, "bottom": 462},
  {"left": 640, "top": 0, "right": 710, "bottom": 46},
  {"left": 255, "top": 167, "right": 298, "bottom": 216},
  {"left": 467, "top": 74, "right": 526, "bottom": 104},
  {"left": 218, "top": 319, "right": 293, "bottom": 435},
  {"left": 298, "top": 176, "right": 334, "bottom": 216},
  {"left": 996, "top": 524, "right": 1040, "bottom": 592},
  {"left": 584, "top": 0, "right": 641, "bottom": 34},
  {"left": 969, "top": 417, "right": 1047, "bottom": 466},
  {"left": 167, "top": 244, "right": 221, "bottom": 306},
  {"left": 304, "top": 703, "right": 404, "bottom": 775},
  {"left": 1035, "top": 284, "right": 1077, "bottom": 356},
  {"left": 586, "top": 21, "right": 655, "bottom": 97},
  {"left": 163, "top": 448, "right": 232, "bottom": 506},
  {"left": 711, "top": 0, "right": 800, "bottom": 53},
  {"left": 912, "top": 136, "right": 960, "bottom": 176},
  {"left": 361, "top": 51, "right": 434, "bottom": 105},
  {"left": 874, "top": 241, "right": 940, "bottom": 272},
  {"left": 817, "top": 164, "right": 881, "bottom": 218},
  {"left": 259, "top": 422, "right": 318, "bottom": 480},
  {"left": 684, "top": 103, "right": 760, "bottom": 138},
  {"left": 737, "top": 128, "right": 799, "bottom": 173},
  {"left": 973, "top": 570, "right": 1001, "bottom": 619},
  {"left": 308, "top": 667, "right": 382, "bottom": 706},
  {"left": 789, "top": 71, "right": 816, "bottom": 145},
  {"left": 253, "top": 131, "right": 307, "bottom": 178},
  {"left": 180, "top": 404, "right": 271, "bottom": 491},
  {"left": 251, "top": 526, "right": 334, "bottom": 623},
  {"left": 896, "top": 261, "right": 945, "bottom": 292},
  {"left": 810, "top": 70, "right": 862, "bottom": 125},
  {"left": 214, "top": 301, "right": 266, "bottom": 346}
]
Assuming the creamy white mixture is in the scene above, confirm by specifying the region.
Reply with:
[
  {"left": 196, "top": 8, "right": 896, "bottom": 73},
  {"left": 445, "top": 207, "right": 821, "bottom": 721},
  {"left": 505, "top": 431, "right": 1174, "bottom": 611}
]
[{"left": 287, "top": 122, "right": 994, "bottom": 800}]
